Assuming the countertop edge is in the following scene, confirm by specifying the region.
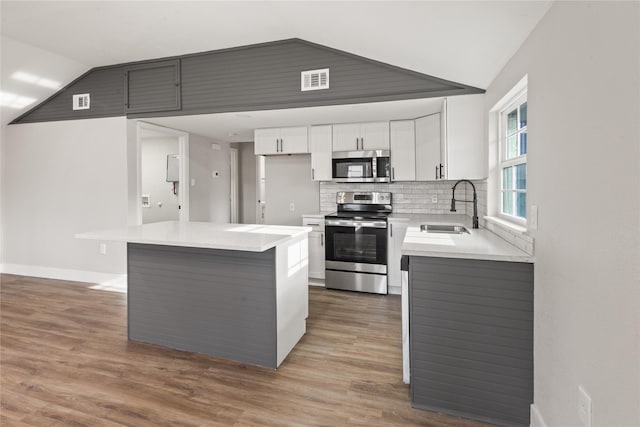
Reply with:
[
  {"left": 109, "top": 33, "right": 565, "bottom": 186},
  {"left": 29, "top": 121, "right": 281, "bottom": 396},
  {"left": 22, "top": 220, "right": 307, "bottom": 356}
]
[
  {"left": 401, "top": 249, "right": 533, "bottom": 263},
  {"left": 76, "top": 225, "right": 311, "bottom": 253}
]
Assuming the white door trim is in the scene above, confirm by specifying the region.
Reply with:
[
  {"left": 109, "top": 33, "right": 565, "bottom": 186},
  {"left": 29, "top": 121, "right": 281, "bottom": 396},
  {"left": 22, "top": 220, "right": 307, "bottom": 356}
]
[
  {"left": 136, "top": 121, "right": 190, "bottom": 224},
  {"left": 229, "top": 148, "right": 239, "bottom": 223},
  {"left": 256, "top": 155, "right": 266, "bottom": 224}
]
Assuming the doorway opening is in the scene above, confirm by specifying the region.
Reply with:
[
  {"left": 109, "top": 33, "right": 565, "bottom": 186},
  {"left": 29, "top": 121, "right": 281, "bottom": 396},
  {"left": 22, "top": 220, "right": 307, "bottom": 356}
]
[{"left": 136, "top": 122, "right": 189, "bottom": 224}]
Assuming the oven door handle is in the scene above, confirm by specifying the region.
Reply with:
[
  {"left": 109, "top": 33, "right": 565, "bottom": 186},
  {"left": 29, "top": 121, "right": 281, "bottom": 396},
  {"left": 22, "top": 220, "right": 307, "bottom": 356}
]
[{"left": 325, "top": 219, "right": 387, "bottom": 228}]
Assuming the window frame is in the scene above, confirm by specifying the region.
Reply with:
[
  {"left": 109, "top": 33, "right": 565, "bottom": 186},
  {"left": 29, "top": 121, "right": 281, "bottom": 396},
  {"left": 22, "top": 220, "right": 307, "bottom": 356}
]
[{"left": 498, "top": 91, "right": 527, "bottom": 226}]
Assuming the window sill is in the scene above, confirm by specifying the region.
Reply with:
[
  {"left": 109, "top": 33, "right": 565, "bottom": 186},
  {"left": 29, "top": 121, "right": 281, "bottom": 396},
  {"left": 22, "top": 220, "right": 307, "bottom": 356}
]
[{"left": 484, "top": 216, "right": 527, "bottom": 235}]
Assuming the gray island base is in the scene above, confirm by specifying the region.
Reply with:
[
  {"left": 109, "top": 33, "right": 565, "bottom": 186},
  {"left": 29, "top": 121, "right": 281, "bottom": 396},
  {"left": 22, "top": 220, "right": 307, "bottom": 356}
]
[{"left": 77, "top": 221, "right": 310, "bottom": 369}]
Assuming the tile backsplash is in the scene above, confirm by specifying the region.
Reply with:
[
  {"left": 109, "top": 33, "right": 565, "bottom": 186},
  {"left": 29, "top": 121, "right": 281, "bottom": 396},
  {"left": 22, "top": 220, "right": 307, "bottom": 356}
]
[
  {"left": 320, "top": 179, "right": 534, "bottom": 257},
  {"left": 320, "top": 180, "right": 487, "bottom": 222}
]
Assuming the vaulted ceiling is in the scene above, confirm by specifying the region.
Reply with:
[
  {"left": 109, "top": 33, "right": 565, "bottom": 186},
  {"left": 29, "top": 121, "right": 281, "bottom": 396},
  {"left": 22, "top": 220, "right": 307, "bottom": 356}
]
[{"left": 0, "top": 1, "right": 552, "bottom": 128}]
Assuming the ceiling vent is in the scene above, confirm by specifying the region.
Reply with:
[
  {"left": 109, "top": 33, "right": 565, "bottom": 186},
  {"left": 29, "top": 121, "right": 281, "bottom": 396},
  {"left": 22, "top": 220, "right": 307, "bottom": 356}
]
[
  {"left": 72, "top": 93, "right": 90, "bottom": 110},
  {"left": 301, "top": 68, "right": 329, "bottom": 91}
]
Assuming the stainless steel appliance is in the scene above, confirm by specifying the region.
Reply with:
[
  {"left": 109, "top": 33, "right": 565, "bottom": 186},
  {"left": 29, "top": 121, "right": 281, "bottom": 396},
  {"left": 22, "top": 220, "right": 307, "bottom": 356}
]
[
  {"left": 332, "top": 150, "right": 391, "bottom": 183},
  {"left": 324, "top": 191, "right": 392, "bottom": 294}
]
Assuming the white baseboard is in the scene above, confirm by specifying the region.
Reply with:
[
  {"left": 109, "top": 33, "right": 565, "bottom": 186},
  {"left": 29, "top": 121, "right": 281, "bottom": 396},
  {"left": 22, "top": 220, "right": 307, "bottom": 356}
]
[
  {"left": 0, "top": 263, "right": 127, "bottom": 287},
  {"left": 530, "top": 404, "right": 548, "bottom": 427},
  {"left": 388, "top": 285, "right": 401, "bottom": 295},
  {"left": 308, "top": 278, "right": 325, "bottom": 287}
]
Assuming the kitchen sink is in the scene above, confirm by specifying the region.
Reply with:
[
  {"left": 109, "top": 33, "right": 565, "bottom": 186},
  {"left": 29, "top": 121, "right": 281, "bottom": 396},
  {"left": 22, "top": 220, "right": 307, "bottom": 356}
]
[{"left": 420, "top": 224, "right": 470, "bottom": 234}]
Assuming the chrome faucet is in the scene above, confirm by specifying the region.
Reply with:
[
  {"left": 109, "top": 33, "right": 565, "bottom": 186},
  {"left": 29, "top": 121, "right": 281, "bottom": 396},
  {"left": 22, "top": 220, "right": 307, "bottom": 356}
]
[{"left": 450, "top": 179, "right": 479, "bottom": 229}]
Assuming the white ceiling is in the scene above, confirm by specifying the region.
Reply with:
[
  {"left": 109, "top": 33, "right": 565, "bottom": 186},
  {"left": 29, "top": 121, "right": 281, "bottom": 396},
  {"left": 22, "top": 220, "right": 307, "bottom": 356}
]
[{"left": 0, "top": 1, "right": 552, "bottom": 136}]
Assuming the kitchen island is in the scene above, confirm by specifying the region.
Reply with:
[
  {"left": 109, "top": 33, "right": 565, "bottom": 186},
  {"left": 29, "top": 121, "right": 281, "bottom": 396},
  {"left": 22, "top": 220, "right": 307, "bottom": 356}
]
[{"left": 77, "top": 221, "right": 311, "bottom": 369}]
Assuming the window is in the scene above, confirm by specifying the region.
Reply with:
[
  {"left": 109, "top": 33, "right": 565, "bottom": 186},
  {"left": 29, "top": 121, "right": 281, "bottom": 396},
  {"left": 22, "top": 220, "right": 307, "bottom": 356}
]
[{"left": 500, "top": 93, "right": 527, "bottom": 223}]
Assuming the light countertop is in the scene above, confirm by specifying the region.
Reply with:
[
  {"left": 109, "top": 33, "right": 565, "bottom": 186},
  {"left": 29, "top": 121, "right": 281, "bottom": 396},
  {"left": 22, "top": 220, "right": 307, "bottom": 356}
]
[
  {"left": 301, "top": 211, "right": 335, "bottom": 218},
  {"left": 394, "top": 213, "right": 533, "bottom": 263},
  {"left": 76, "top": 221, "right": 311, "bottom": 252}
]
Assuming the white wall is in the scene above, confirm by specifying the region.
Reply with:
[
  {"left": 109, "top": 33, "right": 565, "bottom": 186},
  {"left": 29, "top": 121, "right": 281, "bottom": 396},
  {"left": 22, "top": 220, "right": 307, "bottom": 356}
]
[
  {"left": 2, "top": 117, "right": 128, "bottom": 274},
  {"left": 265, "top": 155, "right": 319, "bottom": 225},
  {"left": 188, "top": 134, "right": 230, "bottom": 223},
  {"left": 141, "top": 137, "right": 180, "bottom": 223},
  {"left": 0, "top": 35, "right": 88, "bottom": 127},
  {"left": 485, "top": 2, "right": 640, "bottom": 426}
]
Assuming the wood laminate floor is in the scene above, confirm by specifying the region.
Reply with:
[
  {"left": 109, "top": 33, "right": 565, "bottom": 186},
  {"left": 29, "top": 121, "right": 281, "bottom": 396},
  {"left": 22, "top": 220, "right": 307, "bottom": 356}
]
[{"left": 0, "top": 274, "right": 489, "bottom": 427}]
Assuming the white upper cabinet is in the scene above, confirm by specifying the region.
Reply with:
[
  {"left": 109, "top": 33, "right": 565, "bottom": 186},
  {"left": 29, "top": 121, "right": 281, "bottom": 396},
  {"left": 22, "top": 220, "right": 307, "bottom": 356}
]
[
  {"left": 332, "top": 124, "right": 360, "bottom": 151},
  {"left": 415, "top": 113, "right": 444, "bottom": 181},
  {"left": 444, "top": 94, "right": 487, "bottom": 180},
  {"left": 309, "top": 125, "right": 332, "bottom": 181},
  {"left": 332, "top": 121, "right": 390, "bottom": 151},
  {"left": 360, "top": 122, "right": 390, "bottom": 150},
  {"left": 254, "top": 126, "right": 309, "bottom": 155},
  {"left": 390, "top": 120, "right": 416, "bottom": 181}
]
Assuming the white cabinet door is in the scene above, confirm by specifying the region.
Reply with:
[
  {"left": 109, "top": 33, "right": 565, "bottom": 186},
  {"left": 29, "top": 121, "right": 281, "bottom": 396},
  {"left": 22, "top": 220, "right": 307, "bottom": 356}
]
[
  {"left": 308, "top": 231, "right": 325, "bottom": 279},
  {"left": 445, "top": 94, "right": 487, "bottom": 180},
  {"left": 361, "top": 121, "right": 390, "bottom": 150},
  {"left": 415, "top": 113, "right": 443, "bottom": 181},
  {"left": 332, "top": 123, "right": 360, "bottom": 151},
  {"left": 254, "top": 127, "right": 309, "bottom": 155},
  {"left": 280, "top": 126, "right": 309, "bottom": 154},
  {"left": 390, "top": 120, "right": 416, "bottom": 181},
  {"left": 332, "top": 122, "right": 390, "bottom": 151},
  {"left": 387, "top": 221, "right": 409, "bottom": 291},
  {"left": 310, "top": 125, "right": 332, "bottom": 181},
  {"left": 254, "top": 128, "right": 280, "bottom": 155}
]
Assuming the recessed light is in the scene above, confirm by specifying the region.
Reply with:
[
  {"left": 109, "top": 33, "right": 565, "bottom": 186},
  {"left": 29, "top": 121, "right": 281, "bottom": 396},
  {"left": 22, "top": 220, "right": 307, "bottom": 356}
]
[{"left": 228, "top": 132, "right": 238, "bottom": 137}]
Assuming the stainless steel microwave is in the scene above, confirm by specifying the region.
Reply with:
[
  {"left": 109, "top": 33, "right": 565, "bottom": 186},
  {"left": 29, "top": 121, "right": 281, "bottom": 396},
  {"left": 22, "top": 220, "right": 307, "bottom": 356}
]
[{"left": 332, "top": 150, "right": 391, "bottom": 183}]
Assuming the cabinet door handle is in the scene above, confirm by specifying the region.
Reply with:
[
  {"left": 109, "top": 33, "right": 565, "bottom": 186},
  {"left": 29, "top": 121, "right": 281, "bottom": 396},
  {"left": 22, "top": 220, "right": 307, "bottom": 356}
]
[
  {"left": 435, "top": 165, "right": 438, "bottom": 180},
  {"left": 312, "top": 168, "right": 315, "bottom": 180},
  {"left": 321, "top": 233, "right": 324, "bottom": 246},
  {"left": 439, "top": 163, "right": 444, "bottom": 179},
  {"left": 392, "top": 167, "right": 395, "bottom": 181},
  {"left": 390, "top": 223, "right": 393, "bottom": 237}
]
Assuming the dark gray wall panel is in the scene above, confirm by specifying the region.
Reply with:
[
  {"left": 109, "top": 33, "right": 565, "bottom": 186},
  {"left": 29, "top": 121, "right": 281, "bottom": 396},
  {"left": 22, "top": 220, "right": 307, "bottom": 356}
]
[
  {"left": 127, "top": 243, "right": 277, "bottom": 368},
  {"left": 125, "top": 60, "right": 181, "bottom": 113},
  {"left": 409, "top": 256, "right": 533, "bottom": 427},
  {"left": 175, "top": 40, "right": 473, "bottom": 116},
  {"left": 13, "top": 39, "right": 484, "bottom": 124},
  {"left": 16, "top": 67, "right": 125, "bottom": 123}
]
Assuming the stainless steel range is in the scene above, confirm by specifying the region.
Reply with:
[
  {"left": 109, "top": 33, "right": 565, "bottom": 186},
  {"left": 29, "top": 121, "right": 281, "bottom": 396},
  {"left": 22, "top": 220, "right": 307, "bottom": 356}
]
[{"left": 324, "top": 191, "right": 392, "bottom": 294}]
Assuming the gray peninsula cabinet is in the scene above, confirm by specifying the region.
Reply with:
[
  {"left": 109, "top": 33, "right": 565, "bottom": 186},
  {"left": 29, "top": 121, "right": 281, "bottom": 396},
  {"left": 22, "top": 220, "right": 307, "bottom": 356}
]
[{"left": 408, "top": 256, "right": 533, "bottom": 427}]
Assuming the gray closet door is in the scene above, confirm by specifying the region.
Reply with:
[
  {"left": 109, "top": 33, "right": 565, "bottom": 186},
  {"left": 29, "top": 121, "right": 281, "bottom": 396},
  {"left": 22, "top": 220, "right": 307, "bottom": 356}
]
[{"left": 125, "top": 59, "right": 181, "bottom": 113}]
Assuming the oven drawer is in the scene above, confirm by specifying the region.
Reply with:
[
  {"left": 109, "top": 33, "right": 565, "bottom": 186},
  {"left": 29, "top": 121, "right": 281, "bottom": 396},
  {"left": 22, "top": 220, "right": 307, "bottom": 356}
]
[
  {"left": 325, "top": 260, "right": 386, "bottom": 274},
  {"left": 325, "top": 270, "right": 388, "bottom": 294}
]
